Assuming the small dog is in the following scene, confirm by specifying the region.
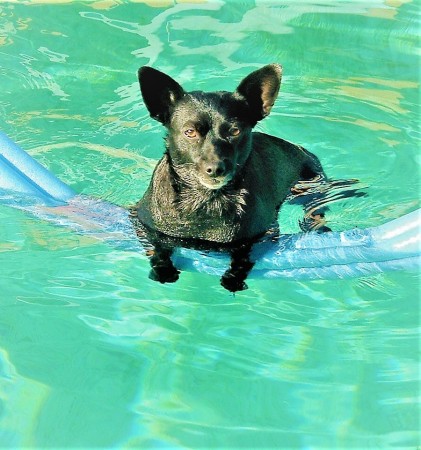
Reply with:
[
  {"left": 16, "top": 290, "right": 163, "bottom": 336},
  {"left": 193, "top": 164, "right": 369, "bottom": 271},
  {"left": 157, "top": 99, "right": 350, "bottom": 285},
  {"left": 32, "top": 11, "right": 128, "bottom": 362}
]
[{"left": 133, "top": 64, "right": 329, "bottom": 291}]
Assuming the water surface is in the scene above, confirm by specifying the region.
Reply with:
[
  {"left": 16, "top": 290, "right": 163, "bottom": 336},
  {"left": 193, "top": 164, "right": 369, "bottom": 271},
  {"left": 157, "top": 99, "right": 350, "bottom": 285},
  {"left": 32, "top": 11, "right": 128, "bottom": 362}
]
[{"left": 0, "top": 1, "right": 419, "bottom": 448}]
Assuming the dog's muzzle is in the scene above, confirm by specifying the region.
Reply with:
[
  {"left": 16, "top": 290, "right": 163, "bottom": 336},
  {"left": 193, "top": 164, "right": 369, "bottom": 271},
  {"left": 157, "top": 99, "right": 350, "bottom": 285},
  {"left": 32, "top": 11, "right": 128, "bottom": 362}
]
[
  {"left": 198, "top": 174, "right": 232, "bottom": 190},
  {"left": 198, "top": 158, "right": 233, "bottom": 189}
]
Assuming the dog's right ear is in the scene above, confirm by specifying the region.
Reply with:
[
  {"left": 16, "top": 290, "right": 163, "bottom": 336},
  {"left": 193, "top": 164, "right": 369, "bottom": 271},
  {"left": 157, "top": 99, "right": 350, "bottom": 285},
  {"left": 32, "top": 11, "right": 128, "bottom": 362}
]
[{"left": 138, "top": 67, "right": 185, "bottom": 125}]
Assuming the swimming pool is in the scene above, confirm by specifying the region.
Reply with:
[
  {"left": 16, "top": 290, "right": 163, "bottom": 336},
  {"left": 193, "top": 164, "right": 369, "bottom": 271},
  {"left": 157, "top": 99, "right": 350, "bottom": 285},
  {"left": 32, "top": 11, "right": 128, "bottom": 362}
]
[{"left": 0, "top": 1, "right": 419, "bottom": 448}]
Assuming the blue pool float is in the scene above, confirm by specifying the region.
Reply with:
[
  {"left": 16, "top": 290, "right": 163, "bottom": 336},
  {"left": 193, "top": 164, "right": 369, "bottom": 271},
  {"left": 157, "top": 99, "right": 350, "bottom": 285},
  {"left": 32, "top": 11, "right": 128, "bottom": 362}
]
[
  {"left": 0, "top": 132, "right": 75, "bottom": 205},
  {"left": 0, "top": 131, "right": 419, "bottom": 280}
]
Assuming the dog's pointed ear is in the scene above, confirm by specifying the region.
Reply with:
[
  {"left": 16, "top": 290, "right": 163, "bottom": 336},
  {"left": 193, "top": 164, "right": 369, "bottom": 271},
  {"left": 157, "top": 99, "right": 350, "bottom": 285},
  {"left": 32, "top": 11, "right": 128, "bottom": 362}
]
[
  {"left": 235, "top": 64, "right": 282, "bottom": 122},
  {"left": 138, "top": 67, "right": 185, "bottom": 124}
]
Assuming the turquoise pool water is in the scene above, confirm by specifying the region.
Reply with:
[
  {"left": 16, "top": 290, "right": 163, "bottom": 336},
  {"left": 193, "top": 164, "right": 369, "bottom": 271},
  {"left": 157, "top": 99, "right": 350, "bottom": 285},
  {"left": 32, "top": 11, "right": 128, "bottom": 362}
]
[{"left": 0, "top": 1, "right": 419, "bottom": 448}]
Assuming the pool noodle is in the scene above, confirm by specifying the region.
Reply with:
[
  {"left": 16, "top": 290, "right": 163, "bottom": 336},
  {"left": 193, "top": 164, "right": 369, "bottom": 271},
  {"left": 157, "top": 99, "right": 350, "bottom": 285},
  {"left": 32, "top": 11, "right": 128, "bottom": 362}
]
[
  {"left": 1, "top": 131, "right": 419, "bottom": 280},
  {"left": 0, "top": 132, "right": 75, "bottom": 205}
]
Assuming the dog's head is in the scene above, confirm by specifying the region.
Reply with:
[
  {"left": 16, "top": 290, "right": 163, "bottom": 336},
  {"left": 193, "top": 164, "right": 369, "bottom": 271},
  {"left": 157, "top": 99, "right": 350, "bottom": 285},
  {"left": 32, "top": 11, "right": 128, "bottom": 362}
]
[{"left": 138, "top": 64, "right": 282, "bottom": 190}]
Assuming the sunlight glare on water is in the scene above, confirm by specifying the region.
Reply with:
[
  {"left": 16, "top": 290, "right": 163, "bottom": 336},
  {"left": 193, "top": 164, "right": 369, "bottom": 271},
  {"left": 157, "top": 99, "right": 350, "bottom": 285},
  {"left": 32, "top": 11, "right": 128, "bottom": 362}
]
[{"left": 0, "top": 1, "right": 419, "bottom": 448}]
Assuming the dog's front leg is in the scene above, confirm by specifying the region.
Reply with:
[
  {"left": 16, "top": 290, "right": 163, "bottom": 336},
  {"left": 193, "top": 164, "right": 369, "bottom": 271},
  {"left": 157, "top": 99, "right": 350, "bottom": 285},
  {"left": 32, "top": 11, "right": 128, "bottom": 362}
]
[
  {"left": 128, "top": 208, "right": 180, "bottom": 284},
  {"left": 221, "top": 242, "right": 255, "bottom": 293},
  {"left": 148, "top": 244, "right": 180, "bottom": 284}
]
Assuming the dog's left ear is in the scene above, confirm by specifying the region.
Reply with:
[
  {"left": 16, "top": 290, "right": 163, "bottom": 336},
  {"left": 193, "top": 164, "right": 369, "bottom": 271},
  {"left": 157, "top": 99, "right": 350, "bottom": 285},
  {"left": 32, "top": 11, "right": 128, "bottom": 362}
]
[{"left": 235, "top": 64, "right": 282, "bottom": 122}]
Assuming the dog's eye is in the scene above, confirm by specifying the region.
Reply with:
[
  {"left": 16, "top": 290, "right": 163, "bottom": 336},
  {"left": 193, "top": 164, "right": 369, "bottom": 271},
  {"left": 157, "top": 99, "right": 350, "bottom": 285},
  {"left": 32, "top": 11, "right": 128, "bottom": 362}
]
[
  {"left": 184, "top": 128, "right": 197, "bottom": 138},
  {"left": 230, "top": 127, "right": 240, "bottom": 137}
]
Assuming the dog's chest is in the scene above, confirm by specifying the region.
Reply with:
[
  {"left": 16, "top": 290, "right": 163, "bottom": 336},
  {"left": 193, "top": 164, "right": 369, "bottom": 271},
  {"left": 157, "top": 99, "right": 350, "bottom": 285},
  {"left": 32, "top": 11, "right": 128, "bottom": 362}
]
[
  {"left": 151, "top": 187, "right": 246, "bottom": 242},
  {"left": 139, "top": 156, "right": 281, "bottom": 243}
]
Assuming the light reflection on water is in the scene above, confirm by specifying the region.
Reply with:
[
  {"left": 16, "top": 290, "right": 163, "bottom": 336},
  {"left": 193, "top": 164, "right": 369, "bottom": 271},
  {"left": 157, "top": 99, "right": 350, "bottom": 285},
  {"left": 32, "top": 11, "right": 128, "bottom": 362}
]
[{"left": 0, "top": 0, "right": 419, "bottom": 448}]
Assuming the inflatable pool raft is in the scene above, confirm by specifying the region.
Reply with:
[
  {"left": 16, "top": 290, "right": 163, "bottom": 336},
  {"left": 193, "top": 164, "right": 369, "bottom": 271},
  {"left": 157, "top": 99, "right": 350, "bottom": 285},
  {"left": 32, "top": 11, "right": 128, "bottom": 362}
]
[{"left": 1, "top": 131, "right": 419, "bottom": 280}]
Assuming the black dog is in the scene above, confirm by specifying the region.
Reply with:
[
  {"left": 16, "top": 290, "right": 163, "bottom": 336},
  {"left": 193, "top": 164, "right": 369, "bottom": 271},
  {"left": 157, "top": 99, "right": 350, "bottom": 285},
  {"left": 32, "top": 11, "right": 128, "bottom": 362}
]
[{"left": 132, "top": 64, "right": 330, "bottom": 291}]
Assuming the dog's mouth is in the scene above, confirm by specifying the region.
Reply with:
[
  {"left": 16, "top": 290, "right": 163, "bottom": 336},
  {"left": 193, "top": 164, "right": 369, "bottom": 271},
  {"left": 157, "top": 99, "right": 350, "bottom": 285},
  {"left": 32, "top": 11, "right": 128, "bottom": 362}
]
[{"left": 197, "top": 174, "right": 232, "bottom": 190}]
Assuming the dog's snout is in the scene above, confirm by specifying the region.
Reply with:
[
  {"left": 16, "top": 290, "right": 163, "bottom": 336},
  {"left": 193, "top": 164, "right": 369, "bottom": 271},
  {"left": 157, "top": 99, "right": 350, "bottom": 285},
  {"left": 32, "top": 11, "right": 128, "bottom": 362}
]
[{"left": 205, "top": 161, "right": 226, "bottom": 178}]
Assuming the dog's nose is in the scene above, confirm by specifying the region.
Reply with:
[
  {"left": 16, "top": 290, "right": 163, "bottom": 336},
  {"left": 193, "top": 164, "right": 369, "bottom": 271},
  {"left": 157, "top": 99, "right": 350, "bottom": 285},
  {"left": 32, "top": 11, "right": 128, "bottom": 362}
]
[{"left": 205, "top": 161, "right": 226, "bottom": 178}]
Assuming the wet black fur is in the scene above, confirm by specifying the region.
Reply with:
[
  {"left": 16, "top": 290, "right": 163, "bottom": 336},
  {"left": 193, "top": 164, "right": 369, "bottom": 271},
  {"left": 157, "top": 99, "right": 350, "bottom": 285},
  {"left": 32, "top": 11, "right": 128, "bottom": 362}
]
[{"left": 133, "top": 64, "right": 329, "bottom": 292}]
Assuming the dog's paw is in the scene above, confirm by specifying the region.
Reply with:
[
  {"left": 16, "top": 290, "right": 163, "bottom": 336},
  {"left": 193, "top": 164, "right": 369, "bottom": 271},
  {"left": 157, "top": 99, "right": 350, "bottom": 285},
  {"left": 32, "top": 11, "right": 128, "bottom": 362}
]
[
  {"left": 220, "top": 272, "right": 248, "bottom": 293},
  {"left": 149, "top": 265, "right": 180, "bottom": 284}
]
